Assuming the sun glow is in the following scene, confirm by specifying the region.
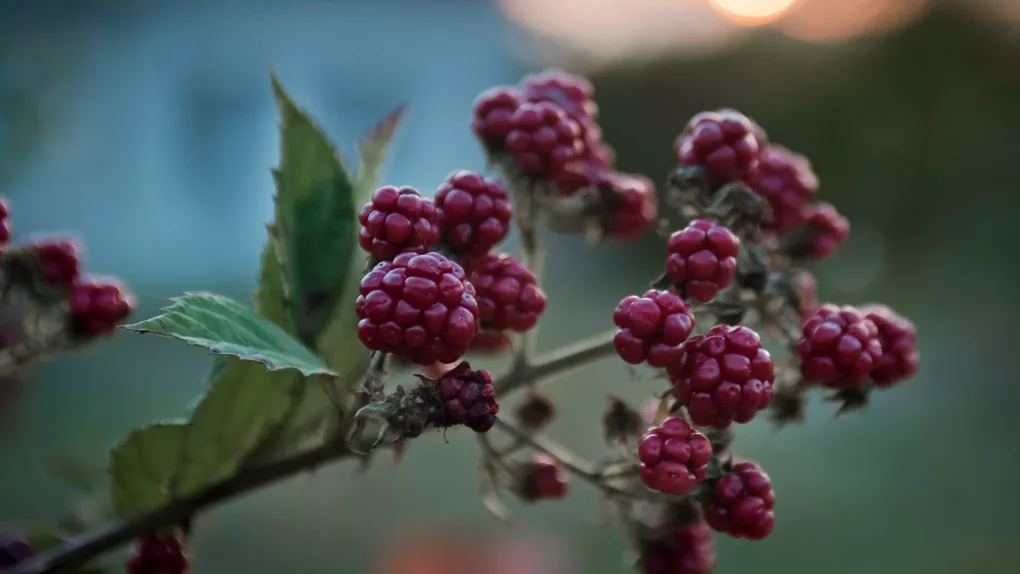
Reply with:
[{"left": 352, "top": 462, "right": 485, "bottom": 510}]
[{"left": 708, "top": 0, "right": 800, "bottom": 25}]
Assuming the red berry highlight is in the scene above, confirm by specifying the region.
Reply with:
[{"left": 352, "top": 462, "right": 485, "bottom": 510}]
[
  {"left": 641, "top": 523, "right": 716, "bottom": 574},
  {"left": 472, "top": 86, "right": 523, "bottom": 147},
  {"left": 127, "top": 534, "right": 188, "bottom": 574},
  {"left": 505, "top": 102, "right": 586, "bottom": 181},
  {"left": 666, "top": 219, "right": 739, "bottom": 303},
  {"left": 434, "top": 171, "right": 512, "bottom": 256},
  {"left": 69, "top": 277, "right": 135, "bottom": 337},
  {"left": 804, "top": 202, "right": 849, "bottom": 259},
  {"left": 704, "top": 461, "right": 775, "bottom": 540},
  {"left": 356, "top": 252, "right": 480, "bottom": 365},
  {"left": 33, "top": 238, "right": 82, "bottom": 286},
  {"left": 519, "top": 453, "right": 568, "bottom": 502},
  {"left": 429, "top": 361, "right": 499, "bottom": 433},
  {"left": 797, "top": 304, "right": 883, "bottom": 388},
  {"left": 464, "top": 253, "right": 547, "bottom": 333},
  {"left": 638, "top": 417, "right": 712, "bottom": 495},
  {"left": 749, "top": 146, "right": 818, "bottom": 233},
  {"left": 676, "top": 110, "right": 764, "bottom": 186},
  {"left": 861, "top": 304, "right": 919, "bottom": 387},
  {"left": 597, "top": 172, "right": 658, "bottom": 242},
  {"left": 358, "top": 186, "right": 439, "bottom": 261},
  {"left": 613, "top": 290, "right": 695, "bottom": 368},
  {"left": 668, "top": 325, "right": 774, "bottom": 428}
]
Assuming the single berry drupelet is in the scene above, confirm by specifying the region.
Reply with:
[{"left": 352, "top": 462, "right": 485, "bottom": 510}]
[
  {"left": 0, "top": 197, "right": 10, "bottom": 246},
  {"left": 434, "top": 171, "right": 512, "bottom": 256},
  {"left": 704, "top": 461, "right": 775, "bottom": 540},
  {"left": 749, "top": 146, "right": 818, "bottom": 233},
  {"left": 797, "top": 304, "right": 883, "bottom": 388},
  {"left": 613, "top": 290, "right": 695, "bottom": 368},
  {"left": 472, "top": 86, "right": 523, "bottom": 147},
  {"left": 356, "top": 252, "right": 480, "bottom": 365},
  {"left": 519, "top": 453, "right": 568, "bottom": 502},
  {"left": 638, "top": 417, "right": 712, "bottom": 495},
  {"left": 641, "top": 523, "right": 716, "bottom": 574},
  {"left": 676, "top": 110, "right": 765, "bottom": 186},
  {"left": 358, "top": 186, "right": 439, "bottom": 261},
  {"left": 668, "top": 325, "right": 774, "bottom": 428},
  {"left": 803, "top": 202, "right": 849, "bottom": 259},
  {"left": 33, "top": 238, "right": 82, "bottom": 286},
  {"left": 127, "top": 533, "right": 188, "bottom": 574},
  {"left": 428, "top": 361, "right": 499, "bottom": 432},
  {"left": 505, "top": 101, "right": 586, "bottom": 180},
  {"left": 0, "top": 533, "right": 32, "bottom": 568},
  {"left": 666, "top": 219, "right": 739, "bottom": 303},
  {"left": 597, "top": 172, "right": 659, "bottom": 242},
  {"left": 464, "top": 253, "right": 547, "bottom": 333},
  {"left": 861, "top": 304, "right": 919, "bottom": 386},
  {"left": 69, "top": 277, "right": 135, "bottom": 337}
]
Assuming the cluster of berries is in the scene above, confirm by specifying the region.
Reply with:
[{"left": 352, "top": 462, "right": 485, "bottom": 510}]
[
  {"left": 603, "top": 109, "right": 920, "bottom": 572},
  {"left": 355, "top": 170, "right": 548, "bottom": 367},
  {"left": 472, "top": 70, "right": 658, "bottom": 241},
  {"left": 0, "top": 197, "right": 134, "bottom": 339},
  {"left": 675, "top": 109, "right": 848, "bottom": 257}
]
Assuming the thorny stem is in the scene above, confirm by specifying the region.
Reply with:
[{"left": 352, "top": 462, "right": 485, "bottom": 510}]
[
  {"left": 5, "top": 329, "right": 620, "bottom": 574},
  {"left": 493, "top": 418, "right": 658, "bottom": 502}
]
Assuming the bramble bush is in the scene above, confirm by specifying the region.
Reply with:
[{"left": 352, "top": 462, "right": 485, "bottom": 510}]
[{"left": 0, "top": 69, "right": 919, "bottom": 574}]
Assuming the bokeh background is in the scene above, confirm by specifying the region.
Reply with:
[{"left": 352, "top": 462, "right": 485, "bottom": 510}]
[{"left": 2, "top": 0, "right": 1018, "bottom": 572}]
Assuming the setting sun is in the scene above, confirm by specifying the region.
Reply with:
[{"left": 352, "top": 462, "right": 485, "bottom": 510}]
[{"left": 708, "top": 0, "right": 800, "bottom": 25}]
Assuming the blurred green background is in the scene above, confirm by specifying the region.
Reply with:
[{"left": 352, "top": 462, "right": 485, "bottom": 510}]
[{"left": 1, "top": 0, "right": 1018, "bottom": 572}]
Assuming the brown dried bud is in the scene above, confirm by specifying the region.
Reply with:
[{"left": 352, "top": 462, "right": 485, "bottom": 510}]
[
  {"left": 603, "top": 396, "right": 645, "bottom": 449},
  {"left": 515, "top": 393, "right": 556, "bottom": 432}
]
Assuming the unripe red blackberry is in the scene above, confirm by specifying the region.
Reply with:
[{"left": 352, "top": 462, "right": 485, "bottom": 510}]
[
  {"left": 518, "top": 453, "right": 568, "bottom": 502},
  {"left": 637, "top": 417, "right": 712, "bottom": 495},
  {"left": 749, "top": 146, "right": 818, "bottom": 233},
  {"left": 472, "top": 86, "right": 523, "bottom": 147},
  {"left": 69, "top": 277, "right": 135, "bottom": 337},
  {"left": 358, "top": 186, "right": 439, "bottom": 261},
  {"left": 861, "top": 304, "right": 919, "bottom": 387},
  {"left": 356, "top": 252, "right": 480, "bottom": 365},
  {"left": 676, "top": 110, "right": 764, "bottom": 186},
  {"left": 505, "top": 102, "right": 586, "bottom": 180},
  {"left": 797, "top": 304, "right": 883, "bottom": 389},
  {"left": 434, "top": 171, "right": 512, "bottom": 256},
  {"left": 597, "top": 172, "right": 658, "bottom": 242},
  {"left": 613, "top": 290, "right": 695, "bottom": 368},
  {"left": 0, "top": 533, "right": 32, "bottom": 567},
  {"left": 666, "top": 219, "right": 739, "bottom": 303},
  {"left": 127, "top": 533, "right": 188, "bottom": 574},
  {"left": 641, "top": 523, "right": 716, "bottom": 574},
  {"left": 32, "top": 238, "right": 82, "bottom": 286},
  {"left": 428, "top": 361, "right": 499, "bottom": 432},
  {"left": 464, "top": 253, "right": 547, "bottom": 333},
  {"left": 668, "top": 325, "right": 774, "bottom": 428},
  {"left": 803, "top": 203, "right": 849, "bottom": 259},
  {"left": 0, "top": 197, "right": 11, "bottom": 246},
  {"left": 521, "top": 69, "right": 598, "bottom": 123},
  {"left": 704, "top": 461, "right": 775, "bottom": 540}
]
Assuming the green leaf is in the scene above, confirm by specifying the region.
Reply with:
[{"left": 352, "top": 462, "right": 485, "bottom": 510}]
[
  {"left": 173, "top": 358, "right": 302, "bottom": 492},
  {"left": 270, "top": 73, "right": 357, "bottom": 343},
  {"left": 254, "top": 228, "right": 293, "bottom": 333},
  {"left": 123, "top": 292, "right": 336, "bottom": 379},
  {"left": 353, "top": 106, "right": 405, "bottom": 194},
  {"left": 108, "top": 423, "right": 188, "bottom": 518}
]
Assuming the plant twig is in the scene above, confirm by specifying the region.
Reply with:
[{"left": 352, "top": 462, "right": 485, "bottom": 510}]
[
  {"left": 493, "top": 418, "right": 658, "bottom": 502},
  {"left": 513, "top": 184, "right": 550, "bottom": 373},
  {"left": 5, "top": 330, "right": 619, "bottom": 574}
]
